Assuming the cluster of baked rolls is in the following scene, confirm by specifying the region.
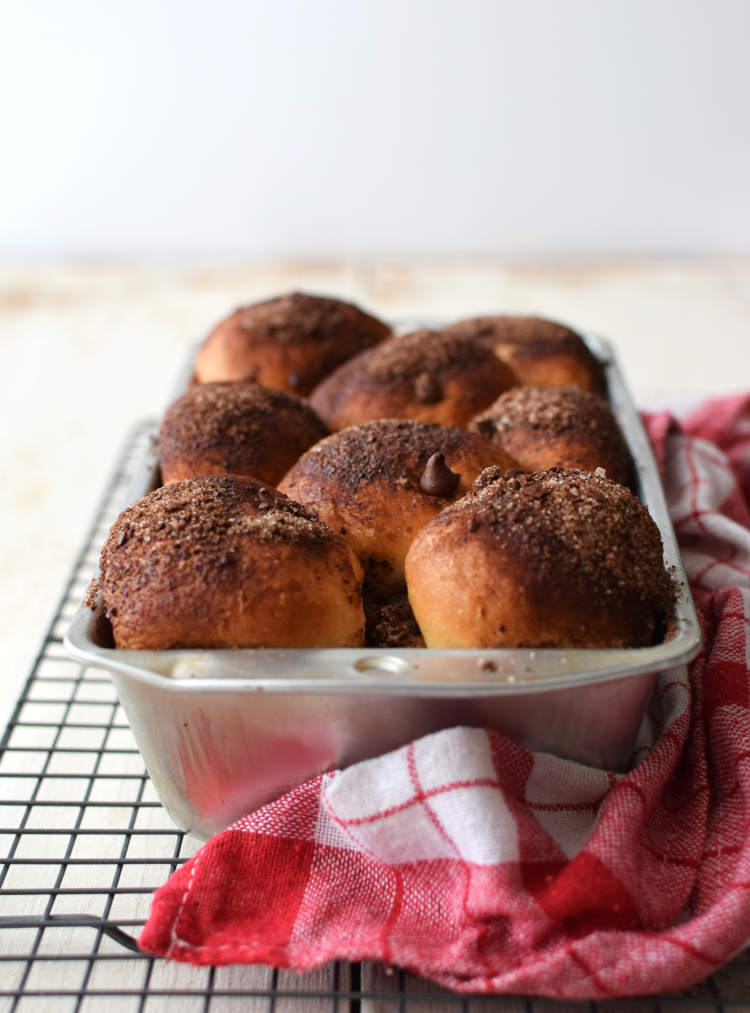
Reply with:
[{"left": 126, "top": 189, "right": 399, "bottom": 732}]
[{"left": 97, "top": 291, "right": 674, "bottom": 651}]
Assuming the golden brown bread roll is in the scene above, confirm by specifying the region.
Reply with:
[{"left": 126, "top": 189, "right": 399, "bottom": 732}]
[
  {"left": 99, "top": 476, "right": 364, "bottom": 649},
  {"left": 158, "top": 382, "right": 329, "bottom": 486},
  {"left": 469, "top": 385, "right": 633, "bottom": 486},
  {"left": 278, "top": 419, "right": 518, "bottom": 596},
  {"left": 195, "top": 291, "right": 391, "bottom": 395},
  {"left": 405, "top": 466, "right": 674, "bottom": 649},
  {"left": 308, "top": 328, "right": 516, "bottom": 430},
  {"left": 444, "top": 315, "right": 605, "bottom": 392}
]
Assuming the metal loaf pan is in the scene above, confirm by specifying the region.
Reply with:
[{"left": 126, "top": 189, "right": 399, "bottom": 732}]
[{"left": 65, "top": 332, "right": 701, "bottom": 840}]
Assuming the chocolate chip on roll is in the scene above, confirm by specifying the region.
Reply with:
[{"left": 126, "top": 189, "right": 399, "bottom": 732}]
[
  {"left": 309, "top": 328, "right": 516, "bottom": 430},
  {"left": 278, "top": 419, "right": 518, "bottom": 597}
]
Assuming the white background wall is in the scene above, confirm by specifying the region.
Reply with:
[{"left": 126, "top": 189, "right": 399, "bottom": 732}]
[{"left": 2, "top": 0, "right": 749, "bottom": 257}]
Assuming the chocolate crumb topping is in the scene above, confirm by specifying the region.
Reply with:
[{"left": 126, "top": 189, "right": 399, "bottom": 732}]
[
  {"left": 448, "top": 467, "right": 674, "bottom": 619},
  {"left": 101, "top": 478, "right": 337, "bottom": 593},
  {"left": 286, "top": 420, "right": 492, "bottom": 498},
  {"left": 472, "top": 465, "right": 507, "bottom": 490},
  {"left": 83, "top": 576, "right": 101, "bottom": 610},
  {"left": 231, "top": 292, "right": 390, "bottom": 349},
  {"left": 365, "top": 593, "right": 425, "bottom": 648},
  {"left": 469, "top": 386, "right": 633, "bottom": 486},
  {"left": 361, "top": 329, "right": 500, "bottom": 384},
  {"left": 419, "top": 452, "right": 460, "bottom": 498},
  {"left": 197, "top": 292, "right": 391, "bottom": 395},
  {"left": 472, "top": 386, "right": 622, "bottom": 442},
  {"left": 98, "top": 474, "right": 364, "bottom": 650},
  {"left": 309, "top": 326, "right": 517, "bottom": 429},
  {"left": 158, "top": 381, "right": 329, "bottom": 485}
]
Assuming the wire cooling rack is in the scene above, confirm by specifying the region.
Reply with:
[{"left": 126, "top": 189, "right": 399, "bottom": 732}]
[{"left": 2, "top": 423, "right": 750, "bottom": 1012}]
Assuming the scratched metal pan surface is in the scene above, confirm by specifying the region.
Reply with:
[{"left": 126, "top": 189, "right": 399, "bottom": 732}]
[{"left": 65, "top": 331, "right": 701, "bottom": 839}]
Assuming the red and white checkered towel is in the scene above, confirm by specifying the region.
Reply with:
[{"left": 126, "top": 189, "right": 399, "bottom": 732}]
[{"left": 139, "top": 394, "right": 750, "bottom": 1000}]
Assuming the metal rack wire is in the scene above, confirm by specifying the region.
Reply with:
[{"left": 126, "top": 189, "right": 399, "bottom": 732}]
[{"left": 1, "top": 422, "right": 749, "bottom": 1011}]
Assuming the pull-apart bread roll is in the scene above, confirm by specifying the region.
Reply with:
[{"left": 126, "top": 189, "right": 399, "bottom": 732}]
[
  {"left": 309, "top": 328, "right": 516, "bottom": 430},
  {"left": 99, "top": 476, "right": 365, "bottom": 650},
  {"left": 158, "top": 382, "right": 328, "bottom": 486},
  {"left": 444, "top": 315, "right": 605, "bottom": 393},
  {"left": 278, "top": 419, "right": 518, "bottom": 596},
  {"left": 195, "top": 291, "right": 391, "bottom": 396},
  {"left": 406, "top": 467, "right": 674, "bottom": 649},
  {"left": 469, "top": 385, "right": 633, "bottom": 486}
]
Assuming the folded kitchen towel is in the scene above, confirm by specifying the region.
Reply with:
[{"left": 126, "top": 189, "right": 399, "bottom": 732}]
[{"left": 139, "top": 394, "right": 750, "bottom": 999}]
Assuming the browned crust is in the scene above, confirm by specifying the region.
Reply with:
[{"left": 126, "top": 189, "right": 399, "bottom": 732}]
[
  {"left": 194, "top": 292, "right": 391, "bottom": 395},
  {"left": 444, "top": 315, "right": 605, "bottom": 393},
  {"left": 469, "top": 385, "right": 633, "bottom": 486},
  {"left": 309, "top": 329, "right": 516, "bottom": 430},
  {"left": 99, "top": 476, "right": 364, "bottom": 649},
  {"left": 279, "top": 419, "right": 519, "bottom": 596},
  {"left": 406, "top": 467, "right": 674, "bottom": 648},
  {"left": 158, "top": 381, "right": 329, "bottom": 486}
]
